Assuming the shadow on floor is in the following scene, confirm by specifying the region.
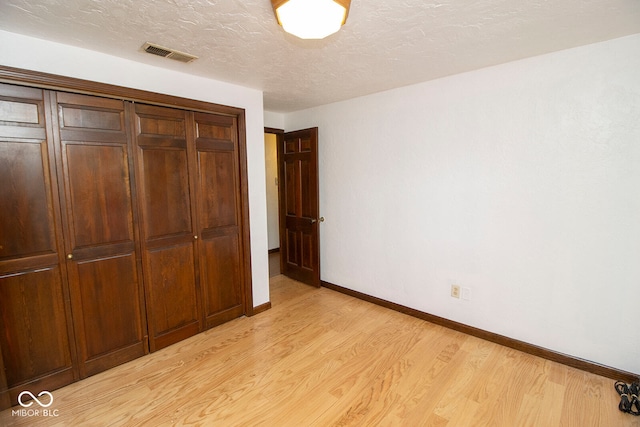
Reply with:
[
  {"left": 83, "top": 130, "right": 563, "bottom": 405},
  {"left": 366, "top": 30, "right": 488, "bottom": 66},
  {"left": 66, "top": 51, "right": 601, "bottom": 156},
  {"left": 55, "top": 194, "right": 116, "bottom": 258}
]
[{"left": 269, "top": 251, "right": 280, "bottom": 277}]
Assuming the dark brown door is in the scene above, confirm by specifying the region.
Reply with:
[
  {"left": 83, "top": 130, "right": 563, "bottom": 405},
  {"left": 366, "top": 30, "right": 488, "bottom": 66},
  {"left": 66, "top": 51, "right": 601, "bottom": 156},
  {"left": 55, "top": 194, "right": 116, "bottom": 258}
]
[
  {"left": 52, "top": 92, "right": 147, "bottom": 378},
  {"left": 133, "top": 103, "right": 202, "bottom": 351},
  {"left": 0, "top": 349, "right": 9, "bottom": 410},
  {"left": 0, "top": 83, "right": 77, "bottom": 406},
  {"left": 193, "top": 112, "right": 246, "bottom": 329},
  {"left": 278, "top": 127, "right": 320, "bottom": 287}
]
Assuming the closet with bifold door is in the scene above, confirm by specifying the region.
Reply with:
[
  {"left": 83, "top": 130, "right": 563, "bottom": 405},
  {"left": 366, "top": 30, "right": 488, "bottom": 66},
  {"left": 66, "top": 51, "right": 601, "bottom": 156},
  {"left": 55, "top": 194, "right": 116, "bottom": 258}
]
[
  {"left": 53, "top": 92, "right": 149, "bottom": 378},
  {"left": 192, "top": 111, "right": 245, "bottom": 330},
  {"left": 0, "top": 84, "right": 78, "bottom": 404},
  {"left": 0, "top": 85, "right": 147, "bottom": 401},
  {"left": 133, "top": 104, "right": 246, "bottom": 350},
  {"left": 0, "top": 74, "right": 250, "bottom": 409},
  {"left": 134, "top": 104, "right": 202, "bottom": 351}
]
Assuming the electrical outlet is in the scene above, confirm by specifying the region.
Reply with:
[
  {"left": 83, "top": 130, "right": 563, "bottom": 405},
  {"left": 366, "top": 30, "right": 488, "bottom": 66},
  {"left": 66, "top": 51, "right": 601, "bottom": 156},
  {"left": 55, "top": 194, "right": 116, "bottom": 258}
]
[
  {"left": 462, "top": 287, "right": 471, "bottom": 301},
  {"left": 451, "top": 285, "right": 460, "bottom": 299}
]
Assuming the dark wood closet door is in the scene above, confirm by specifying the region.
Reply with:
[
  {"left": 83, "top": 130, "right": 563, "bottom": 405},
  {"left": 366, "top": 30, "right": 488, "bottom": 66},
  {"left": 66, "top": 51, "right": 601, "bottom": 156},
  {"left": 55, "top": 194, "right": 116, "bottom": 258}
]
[
  {"left": 278, "top": 128, "right": 320, "bottom": 287},
  {"left": 52, "top": 92, "right": 147, "bottom": 378},
  {"left": 133, "top": 103, "right": 201, "bottom": 351},
  {"left": 0, "top": 83, "right": 77, "bottom": 407},
  {"left": 193, "top": 112, "right": 245, "bottom": 329}
]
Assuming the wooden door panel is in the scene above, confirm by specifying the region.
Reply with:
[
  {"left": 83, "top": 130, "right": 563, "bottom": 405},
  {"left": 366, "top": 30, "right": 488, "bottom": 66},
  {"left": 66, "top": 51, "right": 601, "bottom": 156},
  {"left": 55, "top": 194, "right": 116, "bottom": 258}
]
[
  {"left": 283, "top": 228, "right": 315, "bottom": 271},
  {"left": 301, "top": 232, "right": 314, "bottom": 270},
  {"left": 0, "top": 83, "right": 77, "bottom": 406},
  {"left": 284, "top": 160, "right": 297, "bottom": 216},
  {"left": 286, "top": 230, "right": 298, "bottom": 265},
  {"left": 194, "top": 114, "right": 233, "bottom": 140},
  {"left": 300, "top": 159, "right": 313, "bottom": 218},
  {"left": 137, "top": 112, "right": 186, "bottom": 138},
  {"left": 0, "top": 345, "right": 8, "bottom": 411},
  {"left": 58, "top": 92, "right": 124, "bottom": 125},
  {"left": 193, "top": 112, "right": 245, "bottom": 328},
  {"left": 56, "top": 94, "right": 137, "bottom": 258},
  {"left": 0, "top": 267, "right": 73, "bottom": 386},
  {"left": 284, "top": 138, "right": 297, "bottom": 154},
  {"left": 64, "top": 144, "right": 134, "bottom": 248},
  {"left": 300, "top": 135, "right": 312, "bottom": 152},
  {"left": 59, "top": 105, "right": 122, "bottom": 131},
  {"left": 278, "top": 128, "right": 320, "bottom": 287},
  {"left": 0, "top": 84, "right": 45, "bottom": 139},
  {"left": 146, "top": 244, "right": 199, "bottom": 349},
  {"left": 201, "top": 234, "right": 243, "bottom": 328},
  {"left": 140, "top": 148, "right": 192, "bottom": 238},
  {"left": 198, "top": 150, "right": 237, "bottom": 228},
  {"left": 0, "top": 140, "right": 56, "bottom": 258},
  {"left": 283, "top": 158, "right": 313, "bottom": 218},
  {"left": 55, "top": 92, "right": 146, "bottom": 377},
  {"left": 134, "top": 104, "right": 201, "bottom": 350},
  {"left": 0, "top": 98, "right": 40, "bottom": 124},
  {"left": 72, "top": 254, "right": 144, "bottom": 375}
]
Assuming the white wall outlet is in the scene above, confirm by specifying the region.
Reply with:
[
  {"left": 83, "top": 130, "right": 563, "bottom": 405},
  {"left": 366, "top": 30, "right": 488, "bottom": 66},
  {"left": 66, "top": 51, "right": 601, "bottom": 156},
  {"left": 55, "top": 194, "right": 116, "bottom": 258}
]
[
  {"left": 451, "top": 284, "right": 460, "bottom": 298},
  {"left": 462, "top": 287, "right": 471, "bottom": 301}
]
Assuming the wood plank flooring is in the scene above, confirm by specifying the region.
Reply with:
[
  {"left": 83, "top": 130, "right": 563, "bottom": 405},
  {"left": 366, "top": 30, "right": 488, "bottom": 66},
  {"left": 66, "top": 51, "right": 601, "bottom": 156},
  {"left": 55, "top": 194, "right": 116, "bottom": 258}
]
[{"left": 2, "top": 275, "right": 638, "bottom": 426}]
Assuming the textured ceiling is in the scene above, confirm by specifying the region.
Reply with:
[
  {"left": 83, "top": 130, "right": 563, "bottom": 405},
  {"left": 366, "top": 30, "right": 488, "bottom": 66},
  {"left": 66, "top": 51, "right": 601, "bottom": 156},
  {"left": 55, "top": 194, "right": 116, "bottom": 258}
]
[{"left": 1, "top": 0, "right": 639, "bottom": 112}]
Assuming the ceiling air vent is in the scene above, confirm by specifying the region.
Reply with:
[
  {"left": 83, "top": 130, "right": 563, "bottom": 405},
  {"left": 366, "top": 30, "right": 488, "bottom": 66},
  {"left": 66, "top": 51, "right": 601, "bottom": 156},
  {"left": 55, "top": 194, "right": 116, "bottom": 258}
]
[{"left": 141, "top": 42, "right": 198, "bottom": 63}]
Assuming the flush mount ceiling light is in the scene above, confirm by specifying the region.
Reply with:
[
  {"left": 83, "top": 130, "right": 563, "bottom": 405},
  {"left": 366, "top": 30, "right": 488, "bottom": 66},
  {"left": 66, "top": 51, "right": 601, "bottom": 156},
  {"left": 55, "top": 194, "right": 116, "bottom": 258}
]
[{"left": 271, "top": 0, "right": 351, "bottom": 39}]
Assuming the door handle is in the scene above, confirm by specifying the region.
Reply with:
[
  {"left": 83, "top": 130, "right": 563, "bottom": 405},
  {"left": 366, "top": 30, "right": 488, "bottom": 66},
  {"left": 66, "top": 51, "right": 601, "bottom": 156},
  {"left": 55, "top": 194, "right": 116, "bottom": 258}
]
[{"left": 309, "top": 217, "right": 325, "bottom": 224}]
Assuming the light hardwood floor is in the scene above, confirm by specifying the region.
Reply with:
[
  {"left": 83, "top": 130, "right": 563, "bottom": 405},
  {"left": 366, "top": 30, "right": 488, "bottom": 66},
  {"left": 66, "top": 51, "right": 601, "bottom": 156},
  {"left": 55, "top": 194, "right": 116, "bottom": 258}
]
[{"left": 2, "top": 275, "right": 638, "bottom": 426}]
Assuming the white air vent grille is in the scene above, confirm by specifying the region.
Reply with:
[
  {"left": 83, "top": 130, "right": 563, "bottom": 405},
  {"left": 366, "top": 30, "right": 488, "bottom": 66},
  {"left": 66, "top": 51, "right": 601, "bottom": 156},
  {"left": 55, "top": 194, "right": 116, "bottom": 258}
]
[{"left": 141, "top": 42, "right": 198, "bottom": 63}]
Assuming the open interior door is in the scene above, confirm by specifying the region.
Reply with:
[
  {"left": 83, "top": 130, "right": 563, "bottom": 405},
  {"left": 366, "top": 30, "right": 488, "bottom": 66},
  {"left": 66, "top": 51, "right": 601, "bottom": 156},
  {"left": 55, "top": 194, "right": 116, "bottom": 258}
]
[{"left": 278, "top": 127, "right": 321, "bottom": 287}]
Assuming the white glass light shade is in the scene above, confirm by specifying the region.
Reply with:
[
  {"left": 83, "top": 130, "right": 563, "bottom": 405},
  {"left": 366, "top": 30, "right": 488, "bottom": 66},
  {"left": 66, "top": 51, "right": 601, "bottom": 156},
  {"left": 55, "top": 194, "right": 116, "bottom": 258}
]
[{"left": 273, "top": 0, "right": 349, "bottom": 39}]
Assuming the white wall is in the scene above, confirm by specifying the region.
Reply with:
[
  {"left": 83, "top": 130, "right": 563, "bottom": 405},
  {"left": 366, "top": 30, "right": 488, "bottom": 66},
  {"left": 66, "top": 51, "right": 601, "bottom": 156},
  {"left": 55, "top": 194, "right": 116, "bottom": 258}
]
[
  {"left": 0, "top": 30, "right": 270, "bottom": 308},
  {"left": 264, "top": 111, "right": 285, "bottom": 130},
  {"left": 264, "top": 133, "right": 280, "bottom": 250},
  {"left": 285, "top": 34, "right": 640, "bottom": 374}
]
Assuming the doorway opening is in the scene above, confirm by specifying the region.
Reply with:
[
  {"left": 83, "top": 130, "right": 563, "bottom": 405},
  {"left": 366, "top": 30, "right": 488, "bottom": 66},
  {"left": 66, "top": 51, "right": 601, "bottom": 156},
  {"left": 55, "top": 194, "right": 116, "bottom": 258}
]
[
  {"left": 264, "top": 128, "right": 283, "bottom": 277},
  {"left": 264, "top": 126, "right": 321, "bottom": 286}
]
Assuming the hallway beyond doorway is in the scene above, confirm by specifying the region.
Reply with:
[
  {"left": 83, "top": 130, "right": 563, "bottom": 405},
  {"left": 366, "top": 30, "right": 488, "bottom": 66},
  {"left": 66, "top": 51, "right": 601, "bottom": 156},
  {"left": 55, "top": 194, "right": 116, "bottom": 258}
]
[{"left": 269, "top": 250, "right": 280, "bottom": 277}]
